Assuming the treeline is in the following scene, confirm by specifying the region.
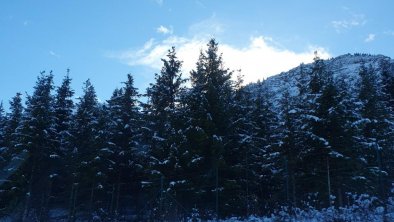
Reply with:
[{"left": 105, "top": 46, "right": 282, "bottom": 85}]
[{"left": 0, "top": 39, "right": 394, "bottom": 221}]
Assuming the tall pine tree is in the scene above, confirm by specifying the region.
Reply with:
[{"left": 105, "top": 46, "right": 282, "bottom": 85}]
[
  {"left": 20, "top": 72, "right": 56, "bottom": 221},
  {"left": 70, "top": 79, "right": 102, "bottom": 219},
  {"left": 144, "top": 47, "right": 189, "bottom": 220},
  {"left": 183, "top": 39, "right": 234, "bottom": 218},
  {"left": 52, "top": 72, "right": 75, "bottom": 209},
  {"left": 106, "top": 74, "right": 142, "bottom": 219}
]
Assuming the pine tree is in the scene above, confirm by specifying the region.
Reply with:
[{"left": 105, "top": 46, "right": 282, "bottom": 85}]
[
  {"left": 106, "top": 74, "right": 142, "bottom": 219},
  {"left": 293, "top": 58, "right": 338, "bottom": 207},
  {"left": 277, "top": 74, "right": 301, "bottom": 207},
  {"left": 20, "top": 72, "right": 56, "bottom": 221},
  {"left": 226, "top": 74, "right": 258, "bottom": 216},
  {"left": 144, "top": 47, "right": 190, "bottom": 220},
  {"left": 331, "top": 76, "right": 364, "bottom": 206},
  {"left": 0, "top": 93, "right": 26, "bottom": 215},
  {"left": 71, "top": 79, "right": 103, "bottom": 219},
  {"left": 356, "top": 64, "right": 393, "bottom": 201},
  {"left": 379, "top": 56, "right": 394, "bottom": 211},
  {"left": 0, "top": 102, "right": 7, "bottom": 168},
  {"left": 248, "top": 81, "right": 282, "bottom": 211},
  {"left": 54, "top": 71, "right": 74, "bottom": 154},
  {"left": 3, "top": 93, "right": 24, "bottom": 155},
  {"left": 380, "top": 59, "right": 394, "bottom": 111},
  {"left": 290, "top": 62, "right": 321, "bottom": 206},
  {"left": 52, "top": 71, "right": 75, "bottom": 208},
  {"left": 0, "top": 101, "right": 7, "bottom": 186},
  {"left": 183, "top": 39, "right": 234, "bottom": 218}
]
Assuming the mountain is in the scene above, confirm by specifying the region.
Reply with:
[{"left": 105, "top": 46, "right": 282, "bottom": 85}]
[{"left": 248, "top": 53, "right": 394, "bottom": 110}]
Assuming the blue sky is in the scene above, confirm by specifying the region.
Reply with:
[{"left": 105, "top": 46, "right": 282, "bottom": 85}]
[{"left": 1, "top": 0, "right": 394, "bottom": 108}]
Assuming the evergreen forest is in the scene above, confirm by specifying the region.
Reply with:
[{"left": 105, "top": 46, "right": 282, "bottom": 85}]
[{"left": 1, "top": 39, "right": 394, "bottom": 221}]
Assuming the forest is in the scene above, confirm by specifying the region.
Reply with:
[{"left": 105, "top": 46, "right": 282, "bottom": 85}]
[{"left": 0, "top": 39, "right": 394, "bottom": 221}]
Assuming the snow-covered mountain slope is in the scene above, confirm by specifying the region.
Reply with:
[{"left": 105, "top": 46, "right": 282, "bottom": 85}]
[{"left": 247, "top": 53, "right": 394, "bottom": 109}]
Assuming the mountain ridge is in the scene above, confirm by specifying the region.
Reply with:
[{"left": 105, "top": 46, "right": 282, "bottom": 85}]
[{"left": 247, "top": 53, "right": 394, "bottom": 110}]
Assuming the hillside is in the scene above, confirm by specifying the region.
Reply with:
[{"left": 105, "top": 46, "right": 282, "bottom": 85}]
[{"left": 248, "top": 53, "right": 394, "bottom": 110}]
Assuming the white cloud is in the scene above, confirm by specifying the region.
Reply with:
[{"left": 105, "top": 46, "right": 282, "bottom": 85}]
[
  {"left": 156, "top": 25, "right": 173, "bottom": 35},
  {"left": 331, "top": 12, "right": 366, "bottom": 32},
  {"left": 364, "top": 33, "right": 375, "bottom": 42},
  {"left": 155, "top": 0, "right": 163, "bottom": 6},
  {"left": 108, "top": 35, "right": 330, "bottom": 84}
]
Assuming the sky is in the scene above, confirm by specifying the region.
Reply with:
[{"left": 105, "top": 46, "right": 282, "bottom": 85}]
[{"left": 1, "top": 0, "right": 394, "bottom": 108}]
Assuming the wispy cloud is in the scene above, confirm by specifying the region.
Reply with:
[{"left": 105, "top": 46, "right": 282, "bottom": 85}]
[
  {"left": 108, "top": 35, "right": 330, "bottom": 84},
  {"left": 188, "top": 15, "right": 224, "bottom": 38},
  {"left": 155, "top": 0, "right": 163, "bottom": 6},
  {"left": 49, "top": 50, "right": 60, "bottom": 58},
  {"left": 364, "top": 33, "right": 375, "bottom": 42},
  {"left": 331, "top": 9, "right": 366, "bottom": 32},
  {"left": 383, "top": 30, "right": 394, "bottom": 36},
  {"left": 195, "top": 0, "right": 206, "bottom": 8},
  {"left": 156, "top": 25, "right": 173, "bottom": 35}
]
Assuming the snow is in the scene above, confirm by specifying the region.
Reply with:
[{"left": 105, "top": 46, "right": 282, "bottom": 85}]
[
  {"left": 247, "top": 54, "right": 391, "bottom": 115},
  {"left": 329, "top": 151, "right": 344, "bottom": 158},
  {"left": 305, "top": 114, "right": 320, "bottom": 122},
  {"left": 153, "top": 133, "right": 165, "bottom": 141},
  {"left": 187, "top": 194, "right": 392, "bottom": 221},
  {"left": 213, "top": 134, "right": 222, "bottom": 142},
  {"left": 100, "top": 148, "right": 114, "bottom": 153},
  {"left": 49, "top": 154, "right": 59, "bottom": 159},
  {"left": 49, "top": 173, "right": 58, "bottom": 178},
  {"left": 288, "top": 109, "right": 297, "bottom": 114},
  {"left": 191, "top": 157, "right": 203, "bottom": 163},
  {"left": 352, "top": 176, "right": 366, "bottom": 180}
]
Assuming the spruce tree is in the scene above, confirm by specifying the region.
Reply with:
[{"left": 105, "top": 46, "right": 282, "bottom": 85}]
[
  {"left": 0, "top": 102, "right": 7, "bottom": 168},
  {"left": 71, "top": 79, "right": 102, "bottom": 219},
  {"left": 3, "top": 93, "right": 24, "bottom": 155},
  {"left": 277, "top": 74, "right": 301, "bottom": 207},
  {"left": 297, "top": 58, "right": 339, "bottom": 207},
  {"left": 356, "top": 64, "right": 393, "bottom": 201},
  {"left": 332, "top": 76, "right": 364, "bottom": 206},
  {"left": 144, "top": 47, "right": 189, "bottom": 220},
  {"left": 106, "top": 74, "right": 142, "bottom": 219},
  {"left": 0, "top": 93, "right": 26, "bottom": 215},
  {"left": 249, "top": 81, "right": 282, "bottom": 211},
  {"left": 184, "top": 39, "right": 234, "bottom": 218},
  {"left": 20, "top": 72, "right": 56, "bottom": 221},
  {"left": 226, "top": 74, "right": 257, "bottom": 216},
  {"left": 379, "top": 58, "right": 394, "bottom": 211},
  {"left": 52, "top": 71, "right": 75, "bottom": 207}
]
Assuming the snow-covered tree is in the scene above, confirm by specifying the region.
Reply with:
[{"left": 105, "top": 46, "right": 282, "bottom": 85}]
[
  {"left": 51, "top": 72, "right": 75, "bottom": 206},
  {"left": 0, "top": 93, "right": 26, "bottom": 215},
  {"left": 106, "top": 74, "right": 142, "bottom": 218},
  {"left": 70, "top": 79, "right": 103, "bottom": 219},
  {"left": 277, "top": 73, "right": 302, "bottom": 207},
  {"left": 0, "top": 102, "right": 8, "bottom": 168},
  {"left": 183, "top": 39, "right": 235, "bottom": 218},
  {"left": 19, "top": 72, "right": 56, "bottom": 221},
  {"left": 143, "top": 47, "right": 190, "bottom": 220},
  {"left": 356, "top": 64, "right": 393, "bottom": 201}
]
